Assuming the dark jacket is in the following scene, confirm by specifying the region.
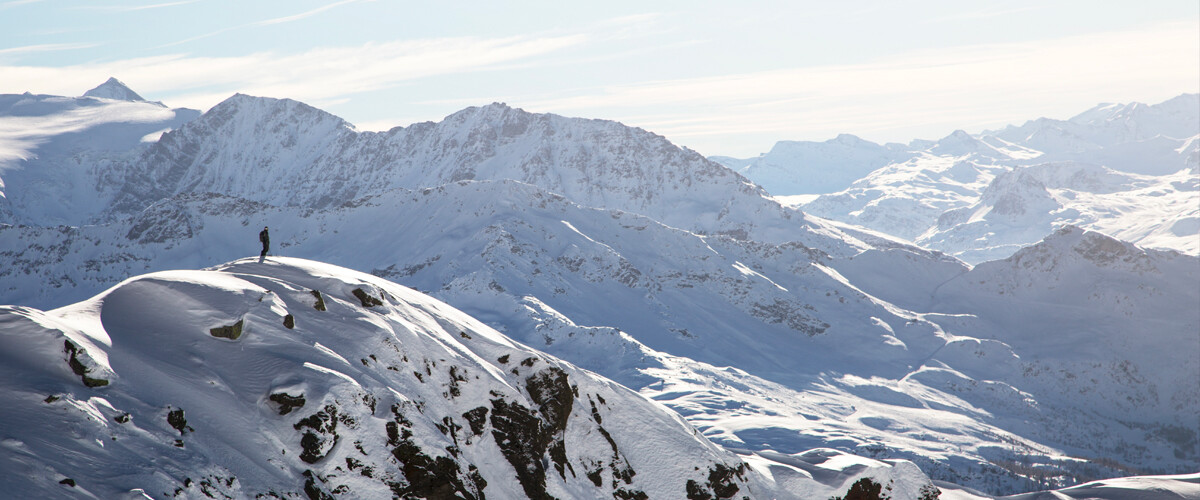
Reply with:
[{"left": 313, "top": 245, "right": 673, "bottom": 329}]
[{"left": 259, "top": 229, "right": 270, "bottom": 245}]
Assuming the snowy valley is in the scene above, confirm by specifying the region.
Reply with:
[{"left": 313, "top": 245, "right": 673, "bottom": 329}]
[{"left": 0, "top": 80, "right": 1197, "bottom": 499}]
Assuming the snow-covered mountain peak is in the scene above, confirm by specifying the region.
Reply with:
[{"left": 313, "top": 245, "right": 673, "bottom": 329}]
[
  {"left": 977, "top": 168, "right": 1058, "bottom": 217},
  {"left": 82, "top": 77, "right": 147, "bottom": 103},
  {"left": 1014, "top": 224, "right": 1164, "bottom": 271},
  {"left": 928, "top": 129, "right": 1007, "bottom": 158},
  {"left": 712, "top": 134, "right": 915, "bottom": 195},
  {"left": 831, "top": 133, "right": 870, "bottom": 145},
  {"left": 205, "top": 93, "right": 352, "bottom": 131},
  {"left": 1064, "top": 93, "right": 1200, "bottom": 142}
]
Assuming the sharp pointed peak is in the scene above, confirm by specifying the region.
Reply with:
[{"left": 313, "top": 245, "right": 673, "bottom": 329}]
[{"left": 83, "top": 77, "right": 146, "bottom": 102}]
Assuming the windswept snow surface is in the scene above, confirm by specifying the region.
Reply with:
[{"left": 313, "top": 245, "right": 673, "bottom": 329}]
[
  {"left": 742, "top": 95, "right": 1200, "bottom": 263},
  {"left": 0, "top": 257, "right": 786, "bottom": 498},
  {"left": 1, "top": 83, "right": 1197, "bottom": 496},
  {"left": 0, "top": 85, "right": 198, "bottom": 225}
]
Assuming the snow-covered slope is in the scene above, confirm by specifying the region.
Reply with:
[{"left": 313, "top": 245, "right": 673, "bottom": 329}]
[
  {"left": 0, "top": 256, "right": 956, "bottom": 499},
  {"left": 748, "top": 95, "right": 1199, "bottom": 263},
  {"left": 82, "top": 77, "right": 151, "bottom": 103},
  {"left": 105, "top": 95, "right": 822, "bottom": 248},
  {"left": 1000, "top": 473, "right": 1200, "bottom": 500},
  {"left": 711, "top": 134, "right": 915, "bottom": 195},
  {"left": 0, "top": 80, "right": 199, "bottom": 225}
]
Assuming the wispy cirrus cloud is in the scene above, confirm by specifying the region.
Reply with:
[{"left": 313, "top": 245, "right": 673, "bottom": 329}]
[
  {"left": 923, "top": 5, "right": 1046, "bottom": 24},
  {"left": 0, "top": 42, "right": 99, "bottom": 56},
  {"left": 508, "top": 20, "right": 1200, "bottom": 154},
  {"left": 0, "top": 33, "right": 588, "bottom": 109},
  {"left": 0, "top": 0, "right": 42, "bottom": 8},
  {"left": 255, "top": 0, "right": 362, "bottom": 26},
  {"left": 157, "top": 0, "right": 364, "bottom": 47},
  {"left": 75, "top": 0, "right": 198, "bottom": 12}
]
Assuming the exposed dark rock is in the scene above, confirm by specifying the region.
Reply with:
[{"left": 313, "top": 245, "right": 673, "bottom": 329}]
[
  {"left": 115, "top": 412, "right": 131, "bottom": 423},
  {"left": 485, "top": 367, "right": 578, "bottom": 500},
  {"left": 269, "top": 392, "right": 306, "bottom": 415},
  {"left": 59, "top": 478, "right": 75, "bottom": 487},
  {"left": 831, "top": 477, "right": 891, "bottom": 500},
  {"left": 497, "top": 354, "right": 510, "bottom": 364},
  {"left": 525, "top": 368, "right": 572, "bottom": 433},
  {"left": 167, "top": 408, "right": 192, "bottom": 435},
  {"left": 302, "top": 470, "right": 335, "bottom": 500},
  {"left": 587, "top": 468, "right": 603, "bottom": 487},
  {"left": 352, "top": 288, "right": 383, "bottom": 307},
  {"left": 294, "top": 405, "right": 340, "bottom": 464},
  {"left": 448, "top": 366, "right": 467, "bottom": 398},
  {"left": 686, "top": 464, "right": 746, "bottom": 500},
  {"left": 549, "top": 440, "right": 575, "bottom": 480},
  {"left": 63, "top": 340, "right": 108, "bottom": 387},
  {"left": 462, "top": 407, "right": 488, "bottom": 436},
  {"left": 209, "top": 319, "right": 244, "bottom": 340},
  {"left": 707, "top": 464, "right": 745, "bottom": 498},
  {"left": 614, "top": 489, "right": 649, "bottom": 500},
  {"left": 311, "top": 290, "right": 326, "bottom": 311},
  {"left": 385, "top": 405, "right": 484, "bottom": 500},
  {"left": 489, "top": 398, "right": 554, "bottom": 500},
  {"left": 686, "top": 480, "right": 712, "bottom": 500},
  {"left": 589, "top": 398, "right": 603, "bottom": 425},
  {"left": 283, "top": 314, "right": 295, "bottom": 329}
]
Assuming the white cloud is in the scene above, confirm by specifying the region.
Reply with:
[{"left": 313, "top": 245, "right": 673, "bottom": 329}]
[
  {"left": 255, "top": 0, "right": 363, "bottom": 26},
  {"left": 156, "top": 0, "right": 364, "bottom": 48},
  {"left": 510, "top": 20, "right": 1200, "bottom": 154},
  {"left": 0, "top": 42, "right": 99, "bottom": 56},
  {"left": 0, "top": 0, "right": 42, "bottom": 8},
  {"left": 0, "top": 33, "right": 588, "bottom": 109},
  {"left": 76, "top": 1, "right": 198, "bottom": 12}
]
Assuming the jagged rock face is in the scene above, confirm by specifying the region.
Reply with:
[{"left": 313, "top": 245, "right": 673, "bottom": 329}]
[
  {"left": 98, "top": 95, "right": 818, "bottom": 246},
  {"left": 0, "top": 258, "right": 766, "bottom": 499}
]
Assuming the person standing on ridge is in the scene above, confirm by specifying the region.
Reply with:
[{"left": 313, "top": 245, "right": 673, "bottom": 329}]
[{"left": 259, "top": 226, "right": 270, "bottom": 261}]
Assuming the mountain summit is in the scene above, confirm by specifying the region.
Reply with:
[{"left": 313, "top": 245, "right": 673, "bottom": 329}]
[{"left": 82, "top": 77, "right": 147, "bottom": 102}]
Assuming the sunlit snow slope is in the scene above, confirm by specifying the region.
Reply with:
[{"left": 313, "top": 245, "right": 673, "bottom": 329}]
[
  {"left": 731, "top": 95, "right": 1199, "bottom": 263},
  {"left": 0, "top": 257, "right": 803, "bottom": 499}
]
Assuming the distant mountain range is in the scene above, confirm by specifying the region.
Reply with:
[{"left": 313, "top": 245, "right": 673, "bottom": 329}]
[
  {"left": 1, "top": 79, "right": 1196, "bottom": 497},
  {"left": 712, "top": 94, "right": 1198, "bottom": 263}
]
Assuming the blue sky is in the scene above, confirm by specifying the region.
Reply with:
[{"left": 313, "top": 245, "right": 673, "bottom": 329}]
[{"left": 2, "top": 0, "right": 1197, "bottom": 156}]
